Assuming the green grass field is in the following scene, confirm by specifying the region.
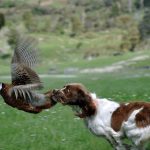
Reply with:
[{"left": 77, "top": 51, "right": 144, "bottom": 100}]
[
  {"left": 0, "top": 32, "right": 150, "bottom": 150},
  {"left": 1, "top": 58, "right": 150, "bottom": 150},
  {"left": 0, "top": 0, "right": 150, "bottom": 149}
]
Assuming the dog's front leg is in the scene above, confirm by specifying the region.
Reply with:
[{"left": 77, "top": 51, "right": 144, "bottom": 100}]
[
  {"left": 104, "top": 132, "right": 125, "bottom": 150},
  {"left": 105, "top": 134, "right": 117, "bottom": 149},
  {"left": 105, "top": 127, "right": 126, "bottom": 150}
]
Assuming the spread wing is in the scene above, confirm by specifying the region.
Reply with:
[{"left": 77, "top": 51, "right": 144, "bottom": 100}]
[
  {"left": 12, "top": 37, "right": 39, "bottom": 68},
  {"left": 11, "top": 64, "right": 42, "bottom": 87},
  {"left": 10, "top": 37, "right": 43, "bottom": 101}
]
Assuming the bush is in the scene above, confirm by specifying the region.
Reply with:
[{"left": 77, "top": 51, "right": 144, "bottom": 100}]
[
  {"left": 32, "top": 6, "right": 52, "bottom": 15},
  {"left": 23, "top": 11, "right": 52, "bottom": 33},
  {"left": 0, "top": 13, "right": 5, "bottom": 29},
  {"left": 110, "top": 2, "right": 121, "bottom": 17},
  {"left": 7, "top": 28, "right": 20, "bottom": 49},
  {"left": 70, "top": 15, "right": 83, "bottom": 34},
  {"left": 0, "top": 0, "right": 16, "bottom": 8},
  {"left": 120, "top": 26, "right": 140, "bottom": 52},
  {"left": 22, "top": 11, "right": 35, "bottom": 32},
  {"left": 115, "top": 15, "right": 133, "bottom": 29}
]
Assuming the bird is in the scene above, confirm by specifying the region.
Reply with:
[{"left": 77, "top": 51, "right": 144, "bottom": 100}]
[{"left": 0, "top": 36, "right": 57, "bottom": 113}]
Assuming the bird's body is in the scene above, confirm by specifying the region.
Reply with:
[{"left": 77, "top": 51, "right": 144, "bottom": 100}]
[
  {"left": 0, "top": 37, "right": 56, "bottom": 113},
  {"left": 0, "top": 83, "right": 54, "bottom": 113}
]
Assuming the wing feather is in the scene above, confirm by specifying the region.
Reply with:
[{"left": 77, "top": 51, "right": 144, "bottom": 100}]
[
  {"left": 9, "top": 87, "right": 47, "bottom": 106},
  {"left": 12, "top": 37, "right": 39, "bottom": 67},
  {"left": 11, "top": 37, "right": 42, "bottom": 86},
  {"left": 10, "top": 36, "right": 45, "bottom": 105}
]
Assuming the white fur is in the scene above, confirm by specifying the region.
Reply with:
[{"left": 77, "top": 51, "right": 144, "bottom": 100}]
[{"left": 79, "top": 93, "right": 149, "bottom": 150}]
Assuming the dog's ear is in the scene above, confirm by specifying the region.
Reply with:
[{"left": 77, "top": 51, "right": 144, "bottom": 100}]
[
  {"left": 78, "top": 88, "right": 86, "bottom": 97},
  {"left": 78, "top": 89, "right": 91, "bottom": 105}
]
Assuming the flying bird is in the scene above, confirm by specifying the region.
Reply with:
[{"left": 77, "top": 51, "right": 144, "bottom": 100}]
[{"left": 0, "top": 37, "right": 57, "bottom": 113}]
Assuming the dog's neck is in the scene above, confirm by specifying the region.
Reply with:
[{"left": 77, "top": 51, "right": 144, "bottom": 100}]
[{"left": 76, "top": 93, "right": 97, "bottom": 118}]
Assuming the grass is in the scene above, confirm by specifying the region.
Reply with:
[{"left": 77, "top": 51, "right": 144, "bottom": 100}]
[
  {"left": 0, "top": 68, "right": 150, "bottom": 150},
  {"left": 0, "top": 1, "right": 150, "bottom": 149},
  {"left": 0, "top": 32, "right": 150, "bottom": 150}
]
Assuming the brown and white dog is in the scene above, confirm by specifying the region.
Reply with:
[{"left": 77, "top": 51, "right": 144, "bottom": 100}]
[{"left": 51, "top": 83, "right": 150, "bottom": 150}]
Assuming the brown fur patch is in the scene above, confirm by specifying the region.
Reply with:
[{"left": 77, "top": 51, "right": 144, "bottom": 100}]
[
  {"left": 135, "top": 106, "right": 150, "bottom": 128},
  {"left": 111, "top": 102, "right": 150, "bottom": 132}
]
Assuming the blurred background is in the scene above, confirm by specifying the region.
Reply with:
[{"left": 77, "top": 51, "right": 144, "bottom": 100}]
[{"left": 0, "top": 0, "right": 150, "bottom": 150}]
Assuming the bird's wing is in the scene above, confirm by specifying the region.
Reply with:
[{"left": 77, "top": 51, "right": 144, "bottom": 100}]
[
  {"left": 12, "top": 37, "right": 39, "bottom": 68},
  {"left": 11, "top": 36, "right": 42, "bottom": 86},
  {"left": 10, "top": 36, "right": 43, "bottom": 101},
  {"left": 11, "top": 64, "right": 43, "bottom": 86}
]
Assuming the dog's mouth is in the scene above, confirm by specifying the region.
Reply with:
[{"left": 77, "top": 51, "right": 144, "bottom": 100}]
[
  {"left": 52, "top": 95, "right": 85, "bottom": 118},
  {"left": 58, "top": 97, "right": 66, "bottom": 105},
  {"left": 51, "top": 94, "right": 67, "bottom": 105}
]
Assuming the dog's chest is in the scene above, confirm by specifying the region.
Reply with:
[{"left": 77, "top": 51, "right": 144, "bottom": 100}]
[
  {"left": 85, "top": 116, "right": 106, "bottom": 136},
  {"left": 84, "top": 99, "right": 120, "bottom": 136}
]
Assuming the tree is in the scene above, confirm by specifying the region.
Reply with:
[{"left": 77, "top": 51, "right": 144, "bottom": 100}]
[
  {"left": 140, "top": 0, "right": 144, "bottom": 9},
  {"left": 139, "top": 9, "right": 150, "bottom": 39},
  {"left": 135, "top": 0, "right": 144, "bottom": 9},
  {"left": 0, "top": 13, "right": 5, "bottom": 29},
  {"left": 144, "top": 0, "right": 150, "bottom": 7},
  {"left": 128, "top": 0, "right": 133, "bottom": 12}
]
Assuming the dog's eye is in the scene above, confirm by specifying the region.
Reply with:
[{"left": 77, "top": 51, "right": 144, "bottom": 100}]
[
  {"left": 64, "top": 87, "right": 70, "bottom": 93},
  {"left": 67, "top": 89, "right": 70, "bottom": 93}
]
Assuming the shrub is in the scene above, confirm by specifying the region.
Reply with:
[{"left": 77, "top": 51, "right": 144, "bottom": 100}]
[
  {"left": 0, "top": 13, "right": 5, "bottom": 29},
  {"left": 32, "top": 6, "right": 52, "bottom": 15},
  {"left": 0, "top": 0, "right": 16, "bottom": 8},
  {"left": 115, "top": 15, "right": 133, "bottom": 29},
  {"left": 22, "top": 11, "right": 35, "bottom": 32},
  {"left": 7, "top": 28, "right": 20, "bottom": 49},
  {"left": 120, "top": 26, "right": 140, "bottom": 52},
  {"left": 110, "top": 2, "right": 121, "bottom": 17},
  {"left": 70, "top": 15, "right": 83, "bottom": 34}
]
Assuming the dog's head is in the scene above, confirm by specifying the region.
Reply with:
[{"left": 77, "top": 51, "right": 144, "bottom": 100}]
[
  {"left": 52, "top": 83, "right": 89, "bottom": 105},
  {"left": 51, "top": 83, "right": 96, "bottom": 118}
]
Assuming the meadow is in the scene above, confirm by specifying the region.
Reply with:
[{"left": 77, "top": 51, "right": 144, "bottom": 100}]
[
  {"left": 0, "top": 48, "right": 150, "bottom": 150},
  {"left": 0, "top": 0, "right": 150, "bottom": 149}
]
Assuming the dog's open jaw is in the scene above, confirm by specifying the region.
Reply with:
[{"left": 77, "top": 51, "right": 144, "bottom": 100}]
[
  {"left": 52, "top": 89, "right": 66, "bottom": 104},
  {"left": 56, "top": 89, "right": 65, "bottom": 104}
]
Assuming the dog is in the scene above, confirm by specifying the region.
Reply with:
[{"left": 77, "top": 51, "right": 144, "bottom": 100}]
[
  {"left": 51, "top": 83, "right": 150, "bottom": 150},
  {"left": 0, "top": 37, "right": 56, "bottom": 113}
]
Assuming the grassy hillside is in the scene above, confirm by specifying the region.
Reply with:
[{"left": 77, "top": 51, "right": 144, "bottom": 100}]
[{"left": 0, "top": 32, "right": 150, "bottom": 75}]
